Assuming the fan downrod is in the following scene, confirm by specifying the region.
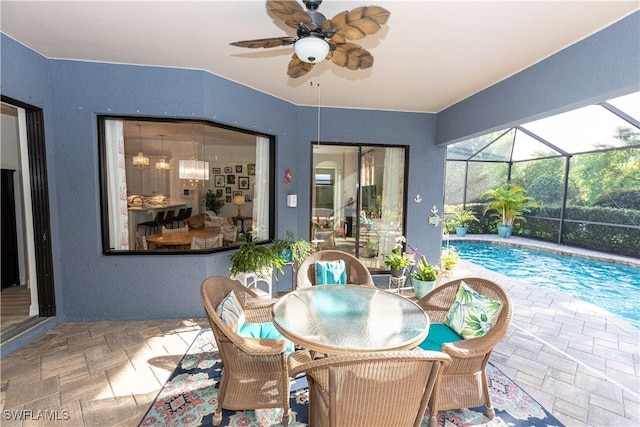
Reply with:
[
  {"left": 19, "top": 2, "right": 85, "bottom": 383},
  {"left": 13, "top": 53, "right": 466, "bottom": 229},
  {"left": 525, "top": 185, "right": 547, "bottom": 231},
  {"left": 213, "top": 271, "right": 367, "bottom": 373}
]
[{"left": 303, "top": 0, "right": 322, "bottom": 11}]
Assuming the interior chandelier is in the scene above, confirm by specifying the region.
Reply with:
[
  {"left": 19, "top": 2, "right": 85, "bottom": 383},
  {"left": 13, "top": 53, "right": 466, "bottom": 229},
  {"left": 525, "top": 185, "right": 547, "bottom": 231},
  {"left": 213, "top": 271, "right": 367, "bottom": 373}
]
[
  {"left": 155, "top": 134, "right": 170, "bottom": 170},
  {"left": 179, "top": 125, "right": 209, "bottom": 185},
  {"left": 132, "top": 124, "right": 149, "bottom": 168}
]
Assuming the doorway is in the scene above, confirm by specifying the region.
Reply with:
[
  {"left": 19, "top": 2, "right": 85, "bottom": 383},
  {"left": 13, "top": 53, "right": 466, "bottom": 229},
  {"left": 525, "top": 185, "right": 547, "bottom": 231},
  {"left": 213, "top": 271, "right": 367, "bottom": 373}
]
[
  {"left": 311, "top": 143, "right": 408, "bottom": 272},
  {"left": 1, "top": 97, "right": 56, "bottom": 342}
]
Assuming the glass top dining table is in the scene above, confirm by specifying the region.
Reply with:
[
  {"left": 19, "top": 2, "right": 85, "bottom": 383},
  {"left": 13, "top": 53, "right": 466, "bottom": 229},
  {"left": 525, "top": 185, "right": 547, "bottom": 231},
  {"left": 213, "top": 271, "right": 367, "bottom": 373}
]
[{"left": 272, "top": 285, "right": 429, "bottom": 355}]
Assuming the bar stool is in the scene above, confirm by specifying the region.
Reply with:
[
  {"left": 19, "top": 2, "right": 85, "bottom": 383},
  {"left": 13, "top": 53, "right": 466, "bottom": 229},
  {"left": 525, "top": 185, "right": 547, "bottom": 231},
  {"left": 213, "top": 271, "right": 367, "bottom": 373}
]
[
  {"left": 161, "top": 210, "right": 177, "bottom": 229},
  {"left": 137, "top": 211, "right": 165, "bottom": 235}
]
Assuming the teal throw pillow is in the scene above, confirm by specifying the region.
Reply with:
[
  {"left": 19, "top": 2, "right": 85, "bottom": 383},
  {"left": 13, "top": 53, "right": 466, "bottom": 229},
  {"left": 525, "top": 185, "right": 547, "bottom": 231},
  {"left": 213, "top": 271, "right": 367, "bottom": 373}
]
[
  {"left": 215, "top": 290, "right": 245, "bottom": 333},
  {"left": 238, "top": 322, "right": 295, "bottom": 354},
  {"left": 315, "top": 260, "right": 347, "bottom": 285},
  {"left": 444, "top": 281, "right": 503, "bottom": 339}
]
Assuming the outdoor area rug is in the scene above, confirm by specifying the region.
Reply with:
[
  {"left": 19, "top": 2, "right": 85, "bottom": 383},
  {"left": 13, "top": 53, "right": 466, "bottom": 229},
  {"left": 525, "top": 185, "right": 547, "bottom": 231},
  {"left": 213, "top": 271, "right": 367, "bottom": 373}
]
[{"left": 139, "top": 329, "right": 564, "bottom": 427}]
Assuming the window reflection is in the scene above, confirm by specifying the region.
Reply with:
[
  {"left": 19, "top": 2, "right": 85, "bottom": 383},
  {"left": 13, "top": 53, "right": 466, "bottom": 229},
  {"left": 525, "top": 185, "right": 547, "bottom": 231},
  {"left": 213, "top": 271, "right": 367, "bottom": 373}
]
[{"left": 99, "top": 117, "right": 273, "bottom": 253}]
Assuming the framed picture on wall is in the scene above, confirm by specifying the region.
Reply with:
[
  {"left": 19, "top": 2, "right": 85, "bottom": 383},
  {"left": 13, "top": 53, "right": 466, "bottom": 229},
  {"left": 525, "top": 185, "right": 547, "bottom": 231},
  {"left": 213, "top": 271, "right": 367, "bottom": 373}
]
[
  {"left": 244, "top": 194, "right": 252, "bottom": 202},
  {"left": 214, "top": 175, "right": 225, "bottom": 187},
  {"left": 225, "top": 195, "right": 232, "bottom": 203},
  {"left": 224, "top": 166, "right": 233, "bottom": 174},
  {"left": 227, "top": 175, "right": 236, "bottom": 184},
  {"left": 212, "top": 167, "right": 221, "bottom": 174},
  {"left": 216, "top": 189, "right": 223, "bottom": 197},
  {"left": 225, "top": 187, "right": 231, "bottom": 194},
  {"left": 248, "top": 164, "right": 255, "bottom": 176},
  {"left": 236, "top": 164, "right": 243, "bottom": 173},
  {"left": 233, "top": 191, "right": 242, "bottom": 197},
  {"left": 238, "top": 176, "right": 250, "bottom": 190}
]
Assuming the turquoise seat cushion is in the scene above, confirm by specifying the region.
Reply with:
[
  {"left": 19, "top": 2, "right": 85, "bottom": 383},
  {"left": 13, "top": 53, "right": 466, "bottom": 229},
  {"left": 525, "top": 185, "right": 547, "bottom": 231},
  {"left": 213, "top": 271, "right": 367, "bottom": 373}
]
[
  {"left": 238, "top": 322, "right": 295, "bottom": 354},
  {"left": 419, "top": 323, "right": 464, "bottom": 351},
  {"left": 315, "top": 260, "right": 347, "bottom": 285}
]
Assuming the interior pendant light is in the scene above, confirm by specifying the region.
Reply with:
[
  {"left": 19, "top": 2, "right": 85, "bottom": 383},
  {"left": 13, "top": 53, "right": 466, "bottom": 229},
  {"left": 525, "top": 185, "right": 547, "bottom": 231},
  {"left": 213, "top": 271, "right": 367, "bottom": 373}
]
[
  {"left": 179, "top": 125, "right": 209, "bottom": 186},
  {"left": 294, "top": 36, "right": 330, "bottom": 64},
  {"left": 132, "top": 124, "right": 149, "bottom": 168},
  {"left": 155, "top": 134, "right": 170, "bottom": 170}
]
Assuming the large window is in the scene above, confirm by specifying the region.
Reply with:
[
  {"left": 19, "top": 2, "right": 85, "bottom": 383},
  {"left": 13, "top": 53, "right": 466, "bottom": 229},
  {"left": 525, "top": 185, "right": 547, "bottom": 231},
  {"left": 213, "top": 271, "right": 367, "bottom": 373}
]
[
  {"left": 99, "top": 117, "right": 274, "bottom": 254},
  {"left": 311, "top": 143, "right": 408, "bottom": 272}
]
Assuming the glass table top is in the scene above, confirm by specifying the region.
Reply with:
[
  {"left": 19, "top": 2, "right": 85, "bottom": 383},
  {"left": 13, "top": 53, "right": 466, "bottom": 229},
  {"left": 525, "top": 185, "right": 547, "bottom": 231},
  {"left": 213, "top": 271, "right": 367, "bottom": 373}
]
[{"left": 272, "top": 285, "right": 429, "bottom": 355}]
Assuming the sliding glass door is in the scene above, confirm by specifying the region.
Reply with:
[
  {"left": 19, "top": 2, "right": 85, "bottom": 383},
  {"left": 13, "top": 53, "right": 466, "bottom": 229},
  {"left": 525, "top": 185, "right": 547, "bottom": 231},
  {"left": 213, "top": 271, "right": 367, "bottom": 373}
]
[{"left": 311, "top": 143, "right": 407, "bottom": 272}]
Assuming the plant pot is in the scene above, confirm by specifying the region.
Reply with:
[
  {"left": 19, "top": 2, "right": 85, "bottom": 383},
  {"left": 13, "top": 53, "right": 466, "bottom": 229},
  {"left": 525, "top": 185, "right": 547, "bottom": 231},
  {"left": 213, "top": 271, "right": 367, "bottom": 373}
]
[
  {"left": 390, "top": 267, "right": 405, "bottom": 278},
  {"left": 279, "top": 249, "right": 292, "bottom": 263},
  {"left": 497, "top": 224, "right": 513, "bottom": 238},
  {"left": 455, "top": 226, "right": 468, "bottom": 237},
  {"left": 412, "top": 279, "right": 436, "bottom": 299}
]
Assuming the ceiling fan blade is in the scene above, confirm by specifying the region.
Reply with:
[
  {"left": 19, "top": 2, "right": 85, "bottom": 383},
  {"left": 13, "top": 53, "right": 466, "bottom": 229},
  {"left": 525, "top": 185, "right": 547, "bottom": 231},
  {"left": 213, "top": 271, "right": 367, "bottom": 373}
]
[
  {"left": 287, "top": 55, "right": 313, "bottom": 78},
  {"left": 268, "top": 0, "right": 315, "bottom": 30},
  {"left": 230, "top": 36, "right": 296, "bottom": 49},
  {"left": 331, "top": 43, "right": 373, "bottom": 70},
  {"left": 327, "top": 6, "right": 390, "bottom": 41}
]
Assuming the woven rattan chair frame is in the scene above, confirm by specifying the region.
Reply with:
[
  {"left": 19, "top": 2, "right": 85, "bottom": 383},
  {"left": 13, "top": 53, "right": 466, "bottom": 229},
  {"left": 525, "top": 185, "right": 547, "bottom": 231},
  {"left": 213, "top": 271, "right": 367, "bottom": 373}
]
[
  {"left": 296, "top": 250, "right": 375, "bottom": 289},
  {"left": 415, "top": 277, "right": 513, "bottom": 427},
  {"left": 289, "top": 350, "right": 451, "bottom": 427},
  {"left": 200, "top": 276, "right": 291, "bottom": 425}
]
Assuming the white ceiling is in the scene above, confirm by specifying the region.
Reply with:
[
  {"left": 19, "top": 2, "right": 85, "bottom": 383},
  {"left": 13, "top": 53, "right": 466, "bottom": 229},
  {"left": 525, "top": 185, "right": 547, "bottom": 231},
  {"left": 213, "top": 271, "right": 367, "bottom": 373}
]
[{"left": 1, "top": 1, "right": 638, "bottom": 113}]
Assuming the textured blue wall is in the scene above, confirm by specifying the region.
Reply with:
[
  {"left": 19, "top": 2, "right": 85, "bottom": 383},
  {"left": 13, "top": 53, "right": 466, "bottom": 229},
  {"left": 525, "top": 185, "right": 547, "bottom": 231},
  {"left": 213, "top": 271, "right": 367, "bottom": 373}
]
[
  {"left": 437, "top": 11, "right": 640, "bottom": 145},
  {"left": 1, "top": 34, "right": 440, "bottom": 321}
]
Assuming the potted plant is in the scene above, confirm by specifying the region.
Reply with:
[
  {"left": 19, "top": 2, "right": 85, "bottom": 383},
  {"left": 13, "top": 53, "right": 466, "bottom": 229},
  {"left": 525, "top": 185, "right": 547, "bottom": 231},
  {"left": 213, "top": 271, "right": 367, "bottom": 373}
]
[
  {"left": 446, "top": 207, "right": 478, "bottom": 237},
  {"left": 361, "top": 239, "right": 378, "bottom": 258},
  {"left": 439, "top": 247, "right": 460, "bottom": 276},
  {"left": 229, "top": 240, "right": 285, "bottom": 277},
  {"left": 384, "top": 236, "right": 410, "bottom": 277},
  {"left": 483, "top": 183, "right": 539, "bottom": 238},
  {"left": 409, "top": 255, "right": 439, "bottom": 298},
  {"left": 273, "top": 230, "right": 313, "bottom": 265},
  {"left": 203, "top": 189, "right": 225, "bottom": 215}
]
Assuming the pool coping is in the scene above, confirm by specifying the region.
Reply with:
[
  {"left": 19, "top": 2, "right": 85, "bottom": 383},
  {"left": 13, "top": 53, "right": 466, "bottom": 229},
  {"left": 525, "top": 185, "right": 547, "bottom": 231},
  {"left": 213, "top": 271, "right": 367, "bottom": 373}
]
[{"left": 445, "top": 234, "right": 640, "bottom": 267}]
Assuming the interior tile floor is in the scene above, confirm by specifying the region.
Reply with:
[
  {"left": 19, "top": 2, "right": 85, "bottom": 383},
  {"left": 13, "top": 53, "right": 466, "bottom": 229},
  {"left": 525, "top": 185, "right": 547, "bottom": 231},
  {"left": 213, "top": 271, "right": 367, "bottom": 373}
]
[{"left": 1, "top": 240, "right": 638, "bottom": 426}]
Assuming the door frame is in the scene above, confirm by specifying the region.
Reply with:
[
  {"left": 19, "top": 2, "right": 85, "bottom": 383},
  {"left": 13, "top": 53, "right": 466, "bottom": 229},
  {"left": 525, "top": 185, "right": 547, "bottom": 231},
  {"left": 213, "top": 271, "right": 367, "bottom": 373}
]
[{"left": 1, "top": 95, "right": 56, "bottom": 317}]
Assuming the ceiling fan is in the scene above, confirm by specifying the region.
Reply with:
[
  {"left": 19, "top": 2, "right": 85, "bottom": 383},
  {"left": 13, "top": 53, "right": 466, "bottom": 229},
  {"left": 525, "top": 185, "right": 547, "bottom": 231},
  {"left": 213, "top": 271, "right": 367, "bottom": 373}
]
[{"left": 229, "top": 0, "right": 390, "bottom": 78}]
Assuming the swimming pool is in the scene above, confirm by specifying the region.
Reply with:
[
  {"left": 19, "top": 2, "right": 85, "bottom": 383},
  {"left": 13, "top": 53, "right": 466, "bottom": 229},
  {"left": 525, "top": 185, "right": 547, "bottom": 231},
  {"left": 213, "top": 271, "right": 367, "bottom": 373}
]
[{"left": 446, "top": 241, "right": 640, "bottom": 328}]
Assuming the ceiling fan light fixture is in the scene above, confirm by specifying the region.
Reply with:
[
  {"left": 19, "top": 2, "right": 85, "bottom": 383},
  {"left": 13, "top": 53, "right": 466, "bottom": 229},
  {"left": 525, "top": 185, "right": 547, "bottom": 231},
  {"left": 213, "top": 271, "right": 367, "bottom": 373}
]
[{"left": 294, "top": 36, "right": 329, "bottom": 64}]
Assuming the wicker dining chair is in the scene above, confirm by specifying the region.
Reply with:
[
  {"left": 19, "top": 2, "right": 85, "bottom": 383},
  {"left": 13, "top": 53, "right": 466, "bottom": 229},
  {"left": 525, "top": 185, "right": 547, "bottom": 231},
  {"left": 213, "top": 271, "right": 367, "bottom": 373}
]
[
  {"left": 415, "top": 277, "right": 513, "bottom": 427},
  {"left": 288, "top": 349, "right": 451, "bottom": 427},
  {"left": 200, "top": 276, "right": 292, "bottom": 426},
  {"left": 296, "top": 250, "right": 375, "bottom": 288}
]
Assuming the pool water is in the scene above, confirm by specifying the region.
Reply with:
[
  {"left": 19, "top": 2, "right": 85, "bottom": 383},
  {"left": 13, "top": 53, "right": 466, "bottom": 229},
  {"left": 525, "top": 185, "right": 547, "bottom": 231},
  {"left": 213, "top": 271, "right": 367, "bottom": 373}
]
[{"left": 447, "top": 241, "right": 640, "bottom": 328}]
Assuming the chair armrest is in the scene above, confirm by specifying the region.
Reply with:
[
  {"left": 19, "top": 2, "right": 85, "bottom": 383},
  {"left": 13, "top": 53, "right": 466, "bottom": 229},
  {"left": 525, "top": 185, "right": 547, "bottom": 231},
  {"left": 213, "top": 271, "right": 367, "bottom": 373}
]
[
  {"left": 441, "top": 337, "right": 496, "bottom": 359},
  {"left": 237, "top": 336, "right": 288, "bottom": 356},
  {"left": 288, "top": 350, "right": 314, "bottom": 377}
]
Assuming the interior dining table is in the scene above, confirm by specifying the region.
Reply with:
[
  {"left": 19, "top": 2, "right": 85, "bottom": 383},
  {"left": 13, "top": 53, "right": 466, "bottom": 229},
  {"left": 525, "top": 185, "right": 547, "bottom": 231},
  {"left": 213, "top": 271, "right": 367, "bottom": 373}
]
[
  {"left": 145, "top": 227, "right": 220, "bottom": 249},
  {"left": 272, "top": 285, "right": 429, "bottom": 356}
]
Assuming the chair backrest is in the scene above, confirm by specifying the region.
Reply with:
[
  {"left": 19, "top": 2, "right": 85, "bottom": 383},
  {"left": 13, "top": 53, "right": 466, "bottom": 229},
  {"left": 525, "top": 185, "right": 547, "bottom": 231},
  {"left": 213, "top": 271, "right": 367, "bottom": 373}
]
[
  {"left": 191, "top": 234, "right": 224, "bottom": 249},
  {"left": 161, "top": 225, "right": 189, "bottom": 234},
  {"left": 293, "top": 350, "right": 451, "bottom": 427},
  {"left": 175, "top": 207, "right": 187, "bottom": 221},
  {"left": 296, "top": 250, "right": 375, "bottom": 288},
  {"left": 152, "top": 210, "right": 166, "bottom": 224},
  {"left": 135, "top": 233, "right": 148, "bottom": 250},
  {"left": 417, "top": 277, "right": 513, "bottom": 344}
]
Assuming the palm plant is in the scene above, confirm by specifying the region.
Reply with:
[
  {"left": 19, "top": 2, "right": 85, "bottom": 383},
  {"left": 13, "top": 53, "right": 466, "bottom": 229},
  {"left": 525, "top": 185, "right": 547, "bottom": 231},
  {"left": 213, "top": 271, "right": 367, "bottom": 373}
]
[
  {"left": 483, "top": 183, "right": 538, "bottom": 227},
  {"left": 445, "top": 206, "right": 479, "bottom": 229}
]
